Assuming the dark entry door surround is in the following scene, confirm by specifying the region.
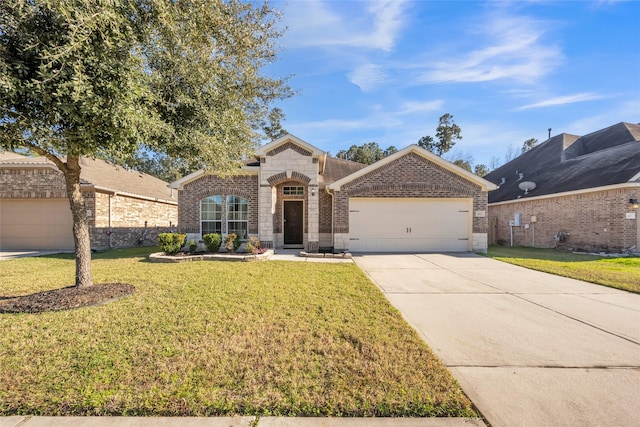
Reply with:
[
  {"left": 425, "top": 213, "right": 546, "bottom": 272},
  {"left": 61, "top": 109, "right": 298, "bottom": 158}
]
[{"left": 284, "top": 201, "right": 303, "bottom": 245}]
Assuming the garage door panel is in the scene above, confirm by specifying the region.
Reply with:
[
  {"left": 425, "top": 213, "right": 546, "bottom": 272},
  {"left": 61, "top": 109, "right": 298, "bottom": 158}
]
[
  {"left": 1, "top": 199, "right": 74, "bottom": 250},
  {"left": 348, "top": 198, "right": 471, "bottom": 252}
]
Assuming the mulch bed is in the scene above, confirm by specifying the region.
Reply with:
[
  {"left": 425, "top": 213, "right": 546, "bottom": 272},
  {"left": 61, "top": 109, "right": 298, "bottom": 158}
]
[{"left": 0, "top": 283, "right": 135, "bottom": 314}]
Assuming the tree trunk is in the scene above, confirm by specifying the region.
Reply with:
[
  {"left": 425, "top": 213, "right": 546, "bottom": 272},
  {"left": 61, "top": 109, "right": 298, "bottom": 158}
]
[{"left": 64, "top": 156, "right": 93, "bottom": 287}]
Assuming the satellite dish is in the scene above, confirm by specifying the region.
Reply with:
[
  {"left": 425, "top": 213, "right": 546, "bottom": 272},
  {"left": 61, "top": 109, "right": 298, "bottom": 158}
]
[{"left": 518, "top": 181, "right": 537, "bottom": 194}]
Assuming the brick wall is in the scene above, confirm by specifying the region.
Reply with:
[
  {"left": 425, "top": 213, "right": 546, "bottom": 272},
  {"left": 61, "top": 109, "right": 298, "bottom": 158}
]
[
  {"left": 93, "top": 192, "right": 176, "bottom": 228},
  {"left": 178, "top": 173, "right": 259, "bottom": 235},
  {"left": 488, "top": 187, "right": 639, "bottom": 251},
  {"left": 333, "top": 152, "right": 487, "bottom": 234},
  {"left": 1, "top": 166, "right": 178, "bottom": 249},
  {"left": 91, "top": 192, "right": 177, "bottom": 248},
  {"left": 0, "top": 167, "right": 67, "bottom": 198},
  {"left": 319, "top": 191, "right": 332, "bottom": 234}
]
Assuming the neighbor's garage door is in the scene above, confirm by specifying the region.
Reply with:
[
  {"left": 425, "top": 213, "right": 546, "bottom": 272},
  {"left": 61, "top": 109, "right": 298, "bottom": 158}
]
[
  {"left": 348, "top": 198, "right": 472, "bottom": 252},
  {"left": 0, "top": 199, "right": 74, "bottom": 250}
]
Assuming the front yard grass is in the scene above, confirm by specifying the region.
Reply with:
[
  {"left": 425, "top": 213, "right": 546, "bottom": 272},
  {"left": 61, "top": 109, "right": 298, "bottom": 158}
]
[
  {"left": 486, "top": 246, "right": 640, "bottom": 293},
  {"left": 0, "top": 247, "right": 475, "bottom": 417}
]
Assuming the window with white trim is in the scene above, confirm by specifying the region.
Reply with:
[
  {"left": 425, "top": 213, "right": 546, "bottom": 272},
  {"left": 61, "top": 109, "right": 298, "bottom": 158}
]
[
  {"left": 226, "top": 195, "right": 248, "bottom": 239},
  {"left": 283, "top": 186, "right": 304, "bottom": 195},
  {"left": 201, "top": 195, "right": 222, "bottom": 235}
]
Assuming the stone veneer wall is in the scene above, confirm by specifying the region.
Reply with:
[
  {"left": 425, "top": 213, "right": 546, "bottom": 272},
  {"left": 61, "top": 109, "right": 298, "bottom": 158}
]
[
  {"left": 0, "top": 167, "right": 178, "bottom": 249},
  {"left": 488, "top": 187, "right": 639, "bottom": 252},
  {"left": 177, "top": 173, "right": 259, "bottom": 235},
  {"left": 332, "top": 152, "right": 488, "bottom": 251},
  {"left": 258, "top": 145, "right": 319, "bottom": 249}
]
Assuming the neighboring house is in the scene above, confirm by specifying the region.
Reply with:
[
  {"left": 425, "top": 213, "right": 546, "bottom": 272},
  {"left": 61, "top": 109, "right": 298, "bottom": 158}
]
[
  {"left": 0, "top": 153, "right": 178, "bottom": 250},
  {"left": 171, "top": 135, "right": 497, "bottom": 253},
  {"left": 484, "top": 122, "right": 640, "bottom": 252}
]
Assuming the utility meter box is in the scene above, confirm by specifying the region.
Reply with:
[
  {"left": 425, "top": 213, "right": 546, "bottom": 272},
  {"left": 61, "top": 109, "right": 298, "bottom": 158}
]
[{"left": 513, "top": 213, "right": 522, "bottom": 226}]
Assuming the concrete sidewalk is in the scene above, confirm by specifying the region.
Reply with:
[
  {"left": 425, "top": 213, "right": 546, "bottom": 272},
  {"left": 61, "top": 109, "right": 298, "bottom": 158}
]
[
  {"left": 354, "top": 253, "right": 640, "bottom": 427},
  {"left": 1, "top": 416, "right": 485, "bottom": 427}
]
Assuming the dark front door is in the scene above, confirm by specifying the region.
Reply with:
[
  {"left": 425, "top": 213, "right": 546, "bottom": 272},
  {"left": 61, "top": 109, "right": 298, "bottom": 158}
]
[{"left": 284, "top": 201, "right": 303, "bottom": 245}]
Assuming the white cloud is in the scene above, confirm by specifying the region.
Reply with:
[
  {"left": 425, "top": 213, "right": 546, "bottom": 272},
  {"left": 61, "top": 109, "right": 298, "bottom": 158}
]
[
  {"left": 363, "top": 1, "right": 406, "bottom": 51},
  {"left": 517, "top": 93, "right": 606, "bottom": 110},
  {"left": 397, "top": 100, "right": 444, "bottom": 115},
  {"left": 280, "top": 0, "right": 408, "bottom": 51},
  {"left": 420, "top": 14, "right": 562, "bottom": 84},
  {"left": 565, "top": 99, "right": 640, "bottom": 135},
  {"left": 348, "top": 63, "right": 388, "bottom": 91}
]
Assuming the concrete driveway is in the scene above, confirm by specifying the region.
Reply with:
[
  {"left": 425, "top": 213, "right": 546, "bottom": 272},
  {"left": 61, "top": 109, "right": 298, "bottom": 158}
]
[
  {"left": 354, "top": 253, "right": 640, "bottom": 427},
  {"left": 0, "top": 250, "right": 72, "bottom": 260}
]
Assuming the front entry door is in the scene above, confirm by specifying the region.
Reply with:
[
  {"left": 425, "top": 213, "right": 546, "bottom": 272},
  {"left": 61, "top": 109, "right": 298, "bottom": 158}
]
[{"left": 284, "top": 201, "right": 303, "bottom": 245}]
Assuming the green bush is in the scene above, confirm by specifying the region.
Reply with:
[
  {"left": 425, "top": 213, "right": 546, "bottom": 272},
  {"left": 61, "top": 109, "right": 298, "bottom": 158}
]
[
  {"left": 225, "top": 233, "right": 241, "bottom": 253},
  {"left": 158, "top": 233, "right": 187, "bottom": 255},
  {"left": 245, "top": 236, "right": 258, "bottom": 254},
  {"left": 202, "top": 233, "right": 222, "bottom": 253}
]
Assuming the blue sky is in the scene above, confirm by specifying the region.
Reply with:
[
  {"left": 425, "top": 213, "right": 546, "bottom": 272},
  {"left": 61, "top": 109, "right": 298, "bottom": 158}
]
[{"left": 266, "top": 0, "right": 640, "bottom": 168}]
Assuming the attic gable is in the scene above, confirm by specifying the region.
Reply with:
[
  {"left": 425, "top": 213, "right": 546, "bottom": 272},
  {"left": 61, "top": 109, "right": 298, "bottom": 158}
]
[
  {"left": 328, "top": 145, "right": 497, "bottom": 192},
  {"left": 255, "top": 134, "right": 325, "bottom": 158}
]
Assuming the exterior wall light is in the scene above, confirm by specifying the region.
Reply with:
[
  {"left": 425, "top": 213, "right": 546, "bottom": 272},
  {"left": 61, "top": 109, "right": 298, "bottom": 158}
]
[
  {"left": 630, "top": 198, "right": 639, "bottom": 209},
  {"left": 311, "top": 187, "right": 316, "bottom": 196}
]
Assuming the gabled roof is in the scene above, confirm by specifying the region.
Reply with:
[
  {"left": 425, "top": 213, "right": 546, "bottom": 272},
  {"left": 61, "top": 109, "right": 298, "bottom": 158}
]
[
  {"left": 0, "top": 153, "right": 176, "bottom": 204},
  {"left": 328, "top": 144, "right": 498, "bottom": 191},
  {"left": 485, "top": 122, "right": 640, "bottom": 204},
  {"left": 254, "top": 134, "right": 325, "bottom": 158}
]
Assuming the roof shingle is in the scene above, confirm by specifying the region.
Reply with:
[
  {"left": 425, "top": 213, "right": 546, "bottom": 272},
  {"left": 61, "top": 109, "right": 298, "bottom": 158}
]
[
  {"left": 485, "top": 122, "right": 640, "bottom": 203},
  {"left": 0, "top": 153, "right": 176, "bottom": 203}
]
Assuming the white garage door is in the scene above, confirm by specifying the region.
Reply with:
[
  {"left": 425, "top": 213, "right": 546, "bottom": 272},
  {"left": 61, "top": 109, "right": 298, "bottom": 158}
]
[
  {"left": 348, "top": 198, "right": 472, "bottom": 252},
  {"left": 0, "top": 199, "right": 74, "bottom": 250}
]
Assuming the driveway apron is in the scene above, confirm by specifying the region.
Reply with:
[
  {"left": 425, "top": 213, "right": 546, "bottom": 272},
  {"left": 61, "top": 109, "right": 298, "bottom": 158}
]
[{"left": 354, "top": 253, "right": 640, "bottom": 427}]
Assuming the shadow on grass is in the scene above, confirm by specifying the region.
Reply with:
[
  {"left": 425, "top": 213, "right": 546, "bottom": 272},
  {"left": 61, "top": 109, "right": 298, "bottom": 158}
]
[{"left": 37, "top": 247, "right": 160, "bottom": 262}]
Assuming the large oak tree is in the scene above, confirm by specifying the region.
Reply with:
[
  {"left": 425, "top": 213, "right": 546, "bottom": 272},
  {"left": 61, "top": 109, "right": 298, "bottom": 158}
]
[{"left": 0, "top": 0, "right": 291, "bottom": 287}]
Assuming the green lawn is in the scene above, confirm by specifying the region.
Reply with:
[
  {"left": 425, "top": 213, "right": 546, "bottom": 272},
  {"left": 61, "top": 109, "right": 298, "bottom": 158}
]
[
  {"left": 486, "top": 246, "right": 640, "bottom": 293},
  {"left": 0, "top": 248, "right": 475, "bottom": 417}
]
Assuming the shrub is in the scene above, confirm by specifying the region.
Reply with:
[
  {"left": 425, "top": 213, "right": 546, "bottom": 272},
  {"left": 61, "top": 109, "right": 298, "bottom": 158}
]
[
  {"left": 158, "top": 233, "right": 187, "bottom": 255},
  {"left": 188, "top": 239, "right": 197, "bottom": 253},
  {"left": 202, "top": 233, "right": 222, "bottom": 253},
  {"left": 245, "top": 236, "right": 268, "bottom": 255},
  {"left": 225, "top": 233, "right": 241, "bottom": 253},
  {"left": 245, "top": 236, "right": 260, "bottom": 254}
]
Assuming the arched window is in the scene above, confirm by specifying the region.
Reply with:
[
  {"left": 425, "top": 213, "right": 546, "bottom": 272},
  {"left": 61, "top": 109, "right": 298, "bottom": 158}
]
[
  {"left": 201, "top": 195, "right": 222, "bottom": 235},
  {"left": 226, "top": 195, "right": 248, "bottom": 239}
]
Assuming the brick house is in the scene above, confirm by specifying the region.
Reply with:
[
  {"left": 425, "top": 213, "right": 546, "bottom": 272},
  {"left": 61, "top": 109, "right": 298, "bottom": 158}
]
[
  {"left": 0, "top": 152, "right": 178, "bottom": 250},
  {"left": 171, "top": 135, "right": 497, "bottom": 253},
  {"left": 484, "top": 122, "right": 640, "bottom": 252}
]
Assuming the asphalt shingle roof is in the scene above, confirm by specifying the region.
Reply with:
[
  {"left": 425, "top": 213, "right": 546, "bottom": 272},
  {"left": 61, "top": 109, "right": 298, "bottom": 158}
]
[
  {"left": 485, "top": 122, "right": 640, "bottom": 204},
  {"left": 0, "top": 153, "right": 176, "bottom": 203},
  {"left": 319, "top": 156, "right": 368, "bottom": 186}
]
